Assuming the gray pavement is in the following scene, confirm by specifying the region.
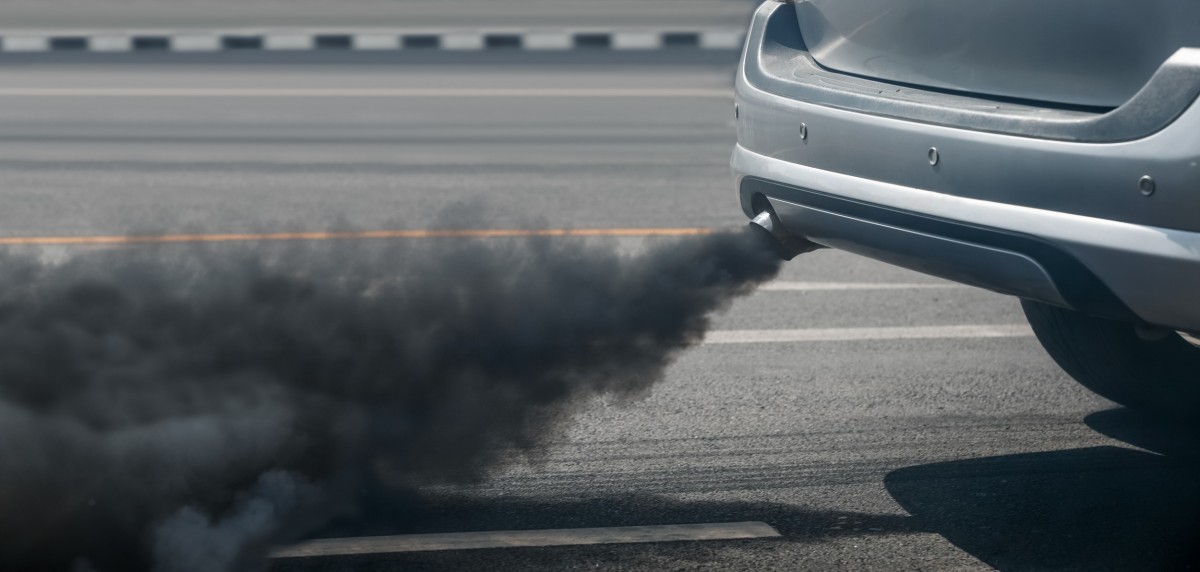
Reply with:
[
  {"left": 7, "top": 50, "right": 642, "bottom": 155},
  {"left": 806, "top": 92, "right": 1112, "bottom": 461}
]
[
  {"left": 1, "top": 59, "right": 1197, "bottom": 570},
  {"left": 0, "top": 0, "right": 758, "bottom": 30}
]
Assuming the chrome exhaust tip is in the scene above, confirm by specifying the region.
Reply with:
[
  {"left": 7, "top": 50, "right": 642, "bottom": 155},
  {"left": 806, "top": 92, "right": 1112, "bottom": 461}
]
[{"left": 749, "top": 210, "right": 821, "bottom": 261}]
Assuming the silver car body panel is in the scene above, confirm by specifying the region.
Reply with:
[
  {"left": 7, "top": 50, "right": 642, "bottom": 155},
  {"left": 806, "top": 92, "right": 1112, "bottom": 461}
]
[
  {"left": 734, "top": 1, "right": 1200, "bottom": 332},
  {"left": 796, "top": 0, "right": 1200, "bottom": 108},
  {"left": 748, "top": 3, "right": 1200, "bottom": 145}
]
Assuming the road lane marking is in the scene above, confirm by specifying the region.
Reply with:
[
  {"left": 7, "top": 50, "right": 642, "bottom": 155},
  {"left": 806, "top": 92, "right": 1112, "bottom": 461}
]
[
  {"left": 1, "top": 37, "right": 50, "bottom": 52},
  {"left": 442, "top": 32, "right": 485, "bottom": 50},
  {"left": 704, "top": 324, "right": 1033, "bottom": 344},
  {"left": 613, "top": 32, "right": 662, "bottom": 50},
  {"left": 700, "top": 30, "right": 745, "bottom": 50},
  {"left": 0, "top": 88, "right": 731, "bottom": 98},
  {"left": 0, "top": 29, "right": 745, "bottom": 54},
  {"left": 523, "top": 32, "right": 573, "bottom": 50},
  {"left": 761, "top": 281, "right": 964, "bottom": 292},
  {"left": 0, "top": 227, "right": 716, "bottom": 246},
  {"left": 272, "top": 521, "right": 780, "bottom": 557}
]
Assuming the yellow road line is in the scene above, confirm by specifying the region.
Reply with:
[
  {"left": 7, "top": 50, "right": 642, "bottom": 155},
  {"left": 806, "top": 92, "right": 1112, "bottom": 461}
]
[{"left": 0, "top": 227, "right": 717, "bottom": 246}]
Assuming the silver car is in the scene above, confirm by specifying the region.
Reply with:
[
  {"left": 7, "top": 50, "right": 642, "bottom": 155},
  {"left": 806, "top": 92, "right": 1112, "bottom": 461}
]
[{"left": 736, "top": 0, "right": 1200, "bottom": 417}]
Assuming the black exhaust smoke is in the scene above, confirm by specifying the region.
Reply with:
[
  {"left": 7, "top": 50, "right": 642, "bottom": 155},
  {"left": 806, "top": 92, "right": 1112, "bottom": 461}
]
[{"left": 0, "top": 224, "right": 787, "bottom": 572}]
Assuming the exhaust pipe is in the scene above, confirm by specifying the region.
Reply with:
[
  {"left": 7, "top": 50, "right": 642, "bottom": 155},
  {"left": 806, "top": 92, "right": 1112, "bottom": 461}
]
[{"left": 749, "top": 209, "right": 821, "bottom": 261}]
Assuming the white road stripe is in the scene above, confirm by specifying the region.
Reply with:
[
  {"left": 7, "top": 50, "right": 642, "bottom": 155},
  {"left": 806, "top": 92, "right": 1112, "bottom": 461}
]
[
  {"left": 264, "top": 34, "right": 315, "bottom": 51},
  {"left": 704, "top": 324, "right": 1033, "bottom": 344},
  {"left": 353, "top": 33, "right": 402, "bottom": 50},
  {"left": 0, "top": 88, "right": 730, "bottom": 98},
  {"left": 89, "top": 36, "right": 133, "bottom": 52},
  {"left": 760, "top": 281, "right": 965, "bottom": 292},
  {"left": 700, "top": 30, "right": 745, "bottom": 49},
  {"left": 523, "top": 32, "right": 573, "bottom": 50},
  {"left": 2, "top": 36, "right": 50, "bottom": 52},
  {"left": 613, "top": 32, "right": 662, "bottom": 50},
  {"left": 272, "top": 522, "right": 780, "bottom": 557},
  {"left": 170, "top": 34, "right": 221, "bottom": 52},
  {"left": 441, "top": 32, "right": 485, "bottom": 50}
]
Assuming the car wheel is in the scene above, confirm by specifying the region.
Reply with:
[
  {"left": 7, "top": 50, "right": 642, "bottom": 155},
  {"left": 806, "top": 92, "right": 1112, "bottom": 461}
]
[{"left": 1021, "top": 300, "right": 1200, "bottom": 420}]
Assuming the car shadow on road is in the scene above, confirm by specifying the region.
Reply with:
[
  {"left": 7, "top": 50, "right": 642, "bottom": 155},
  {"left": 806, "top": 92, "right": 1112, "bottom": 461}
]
[
  {"left": 884, "top": 407, "right": 1200, "bottom": 571},
  {"left": 272, "top": 408, "right": 1200, "bottom": 570}
]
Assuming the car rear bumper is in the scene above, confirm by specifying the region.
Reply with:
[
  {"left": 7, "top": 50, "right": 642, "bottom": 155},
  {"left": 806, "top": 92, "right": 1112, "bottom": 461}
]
[
  {"left": 735, "top": 148, "right": 1200, "bottom": 331},
  {"left": 734, "top": 2, "right": 1200, "bottom": 332}
]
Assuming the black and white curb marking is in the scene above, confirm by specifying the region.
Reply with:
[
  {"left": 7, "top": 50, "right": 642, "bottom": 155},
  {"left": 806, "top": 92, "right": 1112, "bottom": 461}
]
[{"left": 0, "top": 29, "right": 745, "bottom": 53}]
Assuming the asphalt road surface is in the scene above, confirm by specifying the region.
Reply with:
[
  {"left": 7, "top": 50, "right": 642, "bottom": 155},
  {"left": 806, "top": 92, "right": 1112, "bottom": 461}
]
[{"left": 1, "top": 54, "right": 1197, "bottom": 570}]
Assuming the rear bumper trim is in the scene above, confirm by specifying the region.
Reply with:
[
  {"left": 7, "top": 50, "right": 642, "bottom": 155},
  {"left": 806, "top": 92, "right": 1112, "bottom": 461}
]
[
  {"left": 734, "top": 145, "right": 1200, "bottom": 331},
  {"left": 744, "top": 177, "right": 1123, "bottom": 319}
]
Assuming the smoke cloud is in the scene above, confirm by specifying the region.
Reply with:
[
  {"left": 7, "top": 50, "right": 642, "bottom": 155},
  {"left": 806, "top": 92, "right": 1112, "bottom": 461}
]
[{"left": 0, "top": 225, "right": 783, "bottom": 571}]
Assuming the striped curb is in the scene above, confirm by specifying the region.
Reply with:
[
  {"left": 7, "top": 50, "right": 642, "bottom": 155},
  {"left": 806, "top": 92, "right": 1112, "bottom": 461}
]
[{"left": 0, "top": 29, "right": 745, "bottom": 53}]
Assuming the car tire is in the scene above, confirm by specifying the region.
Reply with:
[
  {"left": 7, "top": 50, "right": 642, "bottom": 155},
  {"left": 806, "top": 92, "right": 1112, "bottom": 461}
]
[{"left": 1021, "top": 300, "right": 1200, "bottom": 420}]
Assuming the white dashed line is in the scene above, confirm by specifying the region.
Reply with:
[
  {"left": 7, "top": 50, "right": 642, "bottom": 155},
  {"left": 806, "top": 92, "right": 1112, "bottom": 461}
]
[
  {"left": 89, "top": 36, "right": 133, "bottom": 52},
  {"left": 170, "top": 34, "right": 221, "bottom": 52},
  {"left": 613, "top": 32, "right": 662, "bottom": 50},
  {"left": 2, "top": 36, "right": 50, "bottom": 51},
  {"left": 353, "top": 34, "right": 402, "bottom": 50},
  {"left": 0, "top": 29, "right": 744, "bottom": 54},
  {"left": 441, "top": 32, "right": 485, "bottom": 50},
  {"left": 761, "top": 281, "right": 965, "bottom": 292},
  {"left": 272, "top": 521, "right": 781, "bottom": 557},
  {"left": 264, "top": 34, "right": 314, "bottom": 51},
  {"left": 704, "top": 324, "right": 1034, "bottom": 344},
  {"left": 522, "top": 32, "right": 573, "bottom": 50}
]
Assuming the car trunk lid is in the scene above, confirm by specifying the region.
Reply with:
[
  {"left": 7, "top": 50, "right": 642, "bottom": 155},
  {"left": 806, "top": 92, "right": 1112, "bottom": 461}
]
[{"left": 796, "top": 0, "right": 1200, "bottom": 109}]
